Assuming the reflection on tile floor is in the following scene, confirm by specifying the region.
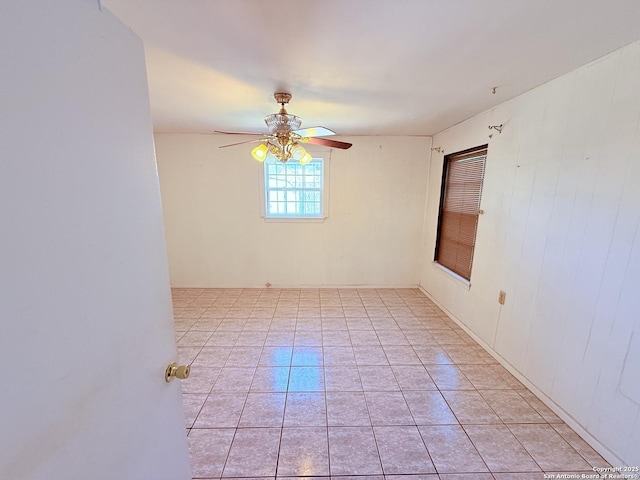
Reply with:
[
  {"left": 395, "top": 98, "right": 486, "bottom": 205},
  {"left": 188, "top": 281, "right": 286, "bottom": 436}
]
[{"left": 173, "top": 288, "right": 609, "bottom": 480}]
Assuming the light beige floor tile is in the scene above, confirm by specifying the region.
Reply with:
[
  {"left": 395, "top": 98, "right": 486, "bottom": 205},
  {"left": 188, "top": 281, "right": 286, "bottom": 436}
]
[
  {"left": 250, "top": 366, "right": 290, "bottom": 392},
  {"left": 191, "top": 346, "right": 232, "bottom": 367},
  {"left": 177, "top": 346, "right": 201, "bottom": 365},
  {"left": 288, "top": 367, "right": 324, "bottom": 391},
  {"left": 225, "top": 346, "right": 262, "bottom": 367},
  {"left": 182, "top": 393, "right": 207, "bottom": 428},
  {"left": 322, "top": 330, "right": 352, "bottom": 346},
  {"left": 205, "top": 331, "right": 241, "bottom": 346},
  {"left": 326, "top": 391, "right": 371, "bottom": 426},
  {"left": 508, "top": 424, "right": 592, "bottom": 471},
  {"left": 234, "top": 330, "right": 268, "bottom": 346},
  {"left": 419, "top": 425, "right": 488, "bottom": 473},
  {"left": 404, "top": 391, "right": 458, "bottom": 425},
  {"left": 181, "top": 367, "right": 220, "bottom": 394},
  {"left": 277, "top": 427, "right": 330, "bottom": 477},
  {"left": 211, "top": 367, "right": 256, "bottom": 392},
  {"left": 291, "top": 346, "right": 323, "bottom": 366},
  {"left": 265, "top": 331, "right": 296, "bottom": 345},
  {"left": 441, "top": 390, "right": 502, "bottom": 424},
  {"left": 358, "top": 366, "right": 401, "bottom": 391},
  {"left": 463, "top": 424, "right": 541, "bottom": 472},
  {"left": 426, "top": 365, "right": 475, "bottom": 390},
  {"left": 284, "top": 392, "right": 327, "bottom": 427},
  {"left": 259, "top": 346, "right": 292, "bottom": 366},
  {"left": 383, "top": 345, "right": 422, "bottom": 365},
  {"left": 328, "top": 426, "right": 383, "bottom": 476},
  {"left": 365, "top": 391, "right": 414, "bottom": 425},
  {"left": 350, "top": 330, "right": 382, "bottom": 346},
  {"left": 238, "top": 392, "right": 286, "bottom": 427},
  {"left": 293, "top": 331, "right": 323, "bottom": 346},
  {"left": 325, "top": 366, "right": 363, "bottom": 391},
  {"left": 376, "top": 330, "right": 410, "bottom": 345},
  {"left": 459, "top": 365, "right": 513, "bottom": 390},
  {"left": 392, "top": 365, "right": 438, "bottom": 390},
  {"left": 222, "top": 427, "right": 281, "bottom": 477},
  {"left": 374, "top": 426, "right": 436, "bottom": 474},
  {"left": 188, "top": 428, "right": 234, "bottom": 478},
  {"left": 413, "top": 345, "right": 453, "bottom": 364},
  {"left": 193, "top": 393, "right": 246, "bottom": 428},
  {"left": 518, "top": 390, "right": 564, "bottom": 423},
  {"left": 478, "top": 389, "right": 545, "bottom": 424},
  {"left": 353, "top": 345, "right": 390, "bottom": 365},
  {"left": 323, "top": 346, "right": 357, "bottom": 366},
  {"left": 551, "top": 423, "right": 610, "bottom": 468}
]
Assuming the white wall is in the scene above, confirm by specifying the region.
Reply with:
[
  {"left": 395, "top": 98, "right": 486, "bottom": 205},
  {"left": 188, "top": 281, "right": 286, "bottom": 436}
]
[
  {"left": 0, "top": 2, "right": 190, "bottom": 479},
  {"left": 156, "top": 134, "right": 431, "bottom": 287},
  {"left": 419, "top": 40, "right": 640, "bottom": 465}
]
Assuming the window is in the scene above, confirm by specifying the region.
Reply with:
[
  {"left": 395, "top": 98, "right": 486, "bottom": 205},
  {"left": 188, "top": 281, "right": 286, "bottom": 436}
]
[
  {"left": 435, "top": 145, "right": 487, "bottom": 281},
  {"left": 263, "top": 158, "right": 325, "bottom": 219}
]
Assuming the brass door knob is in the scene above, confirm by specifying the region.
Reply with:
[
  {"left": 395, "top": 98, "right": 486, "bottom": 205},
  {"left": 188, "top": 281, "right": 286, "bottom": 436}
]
[{"left": 165, "top": 362, "right": 190, "bottom": 382}]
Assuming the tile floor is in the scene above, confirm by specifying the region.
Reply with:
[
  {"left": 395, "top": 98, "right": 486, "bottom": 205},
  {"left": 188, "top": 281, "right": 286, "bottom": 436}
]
[{"left": 173, "top": 288, "right": 609, "bottom": 480}]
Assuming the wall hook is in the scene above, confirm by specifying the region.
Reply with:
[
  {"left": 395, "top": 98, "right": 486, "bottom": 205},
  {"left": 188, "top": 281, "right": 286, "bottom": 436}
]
[{"left": 488, "top": 124, "right": 503, "bottom": 134}]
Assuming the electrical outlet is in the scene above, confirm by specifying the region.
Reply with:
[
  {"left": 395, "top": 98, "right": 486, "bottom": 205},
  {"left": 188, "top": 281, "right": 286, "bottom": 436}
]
[{"left": 498, "top": 290, "right": 506, "bottom": 305}]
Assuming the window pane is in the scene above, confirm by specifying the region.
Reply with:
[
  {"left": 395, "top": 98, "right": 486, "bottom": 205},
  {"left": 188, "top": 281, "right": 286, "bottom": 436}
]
[
  {"left": 264, "top": 158, "right": 324, "bottom": 218},
  {"left": 435, "top": 146, "right": 487, "bottom": 280}
]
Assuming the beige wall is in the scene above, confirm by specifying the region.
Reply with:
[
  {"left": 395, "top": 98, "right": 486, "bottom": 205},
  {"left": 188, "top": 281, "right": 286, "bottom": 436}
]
[
  {"left": 156, "top": 134, "right": 431, "bottom": 287},
  {"left": 419, "top": 40, "right": 640, "bottom": 465}
]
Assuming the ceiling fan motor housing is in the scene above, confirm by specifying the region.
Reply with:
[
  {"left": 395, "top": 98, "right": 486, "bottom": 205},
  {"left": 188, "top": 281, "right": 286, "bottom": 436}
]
[
  {"left": 265, "top": 94, "right": 302, "bottom": 135},
  {"left": 273, "top": 92, "right": 291, "bottom": 105}
]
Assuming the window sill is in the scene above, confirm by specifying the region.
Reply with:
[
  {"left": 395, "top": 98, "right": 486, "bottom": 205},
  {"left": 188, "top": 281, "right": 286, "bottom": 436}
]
[
  {"left": 432, "top": 262, "right": 472, "bottom": 289},
  {"left": 262, "top": 216, "right": 327, "bottom": 223}
]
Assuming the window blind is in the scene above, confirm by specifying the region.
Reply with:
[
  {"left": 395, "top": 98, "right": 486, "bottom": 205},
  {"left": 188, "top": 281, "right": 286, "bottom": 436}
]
[{"left": 435, "top": 146, "right": 487, "bottom": 281}]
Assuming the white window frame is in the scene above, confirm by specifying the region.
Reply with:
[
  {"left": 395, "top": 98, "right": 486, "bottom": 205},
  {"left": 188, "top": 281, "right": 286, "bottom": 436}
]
[{"left": 259, "top": 148, "right": 330, "bottom": 222}]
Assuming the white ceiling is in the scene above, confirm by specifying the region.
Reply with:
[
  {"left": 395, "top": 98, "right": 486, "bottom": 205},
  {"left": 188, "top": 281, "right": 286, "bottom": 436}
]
[{"left": 102, "top": 0, "right": 640, "bottom": 136}]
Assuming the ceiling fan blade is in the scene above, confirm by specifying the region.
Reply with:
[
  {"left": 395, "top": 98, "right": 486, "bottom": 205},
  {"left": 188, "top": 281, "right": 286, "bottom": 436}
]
[
  {"left": 219, "top": 138, "right": 265, "bottom": 148},
  {"left": 305, "top": 137, "right": 352, "bottom": 149},
  {"left": 214, "top": 130, "right": 263, "bottom": 136},
  {"left": 293, "top": 126, "right": 336, "bottom": 137}
]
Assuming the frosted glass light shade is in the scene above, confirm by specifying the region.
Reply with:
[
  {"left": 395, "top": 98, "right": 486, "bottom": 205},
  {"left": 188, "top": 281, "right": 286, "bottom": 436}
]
[
  {"left": 299, "top": 152, "right": 313, "bottom": 165},
  {"left": 290, "top": 143, "right": 312, "bottom": 165},
  {"left": 290, "top": 143, "right": 307, "bottom": 162},
  {"left": 251, "top": 143, "right": 268, "bottom": 162}
]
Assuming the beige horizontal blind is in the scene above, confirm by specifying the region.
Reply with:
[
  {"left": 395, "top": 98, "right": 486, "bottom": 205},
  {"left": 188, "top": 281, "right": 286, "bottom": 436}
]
[{"left": 435, "top": 146, "right": 487, "bottom": 280}]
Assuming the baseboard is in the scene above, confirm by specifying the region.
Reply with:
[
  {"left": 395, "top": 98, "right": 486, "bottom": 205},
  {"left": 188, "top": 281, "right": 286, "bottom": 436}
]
[
  {"left": 170, "top": 283, "right": 421, "bottom": 289},
  {"left": 417, "top": 284, "right": 626, "bottom": 468}
]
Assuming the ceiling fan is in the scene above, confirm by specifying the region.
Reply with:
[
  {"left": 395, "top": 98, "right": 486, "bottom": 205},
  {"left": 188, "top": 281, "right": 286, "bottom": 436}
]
[{"left": 217, "top": 93, "right": 352, "bottom": 165}]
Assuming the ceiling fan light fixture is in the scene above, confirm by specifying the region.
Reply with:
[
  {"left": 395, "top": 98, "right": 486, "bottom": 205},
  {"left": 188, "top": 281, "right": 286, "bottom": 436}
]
[
  {"left": 219, "top": 92, "right": 353, "bottom": 161},
  {"left": 269, "top": 144, "right": 288, "bottom": 162},
  {"left": 251, "top": 143, "right": 269, "bottom": 162},
  {"left": 290, "top": 143, "right": 313, "bottom": 165},
  {"left": 299, "top": 151, "right": 313, "bottom": 165},
  {"left": 290, "top": 143, "right": 307, "bottom": 161}
]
